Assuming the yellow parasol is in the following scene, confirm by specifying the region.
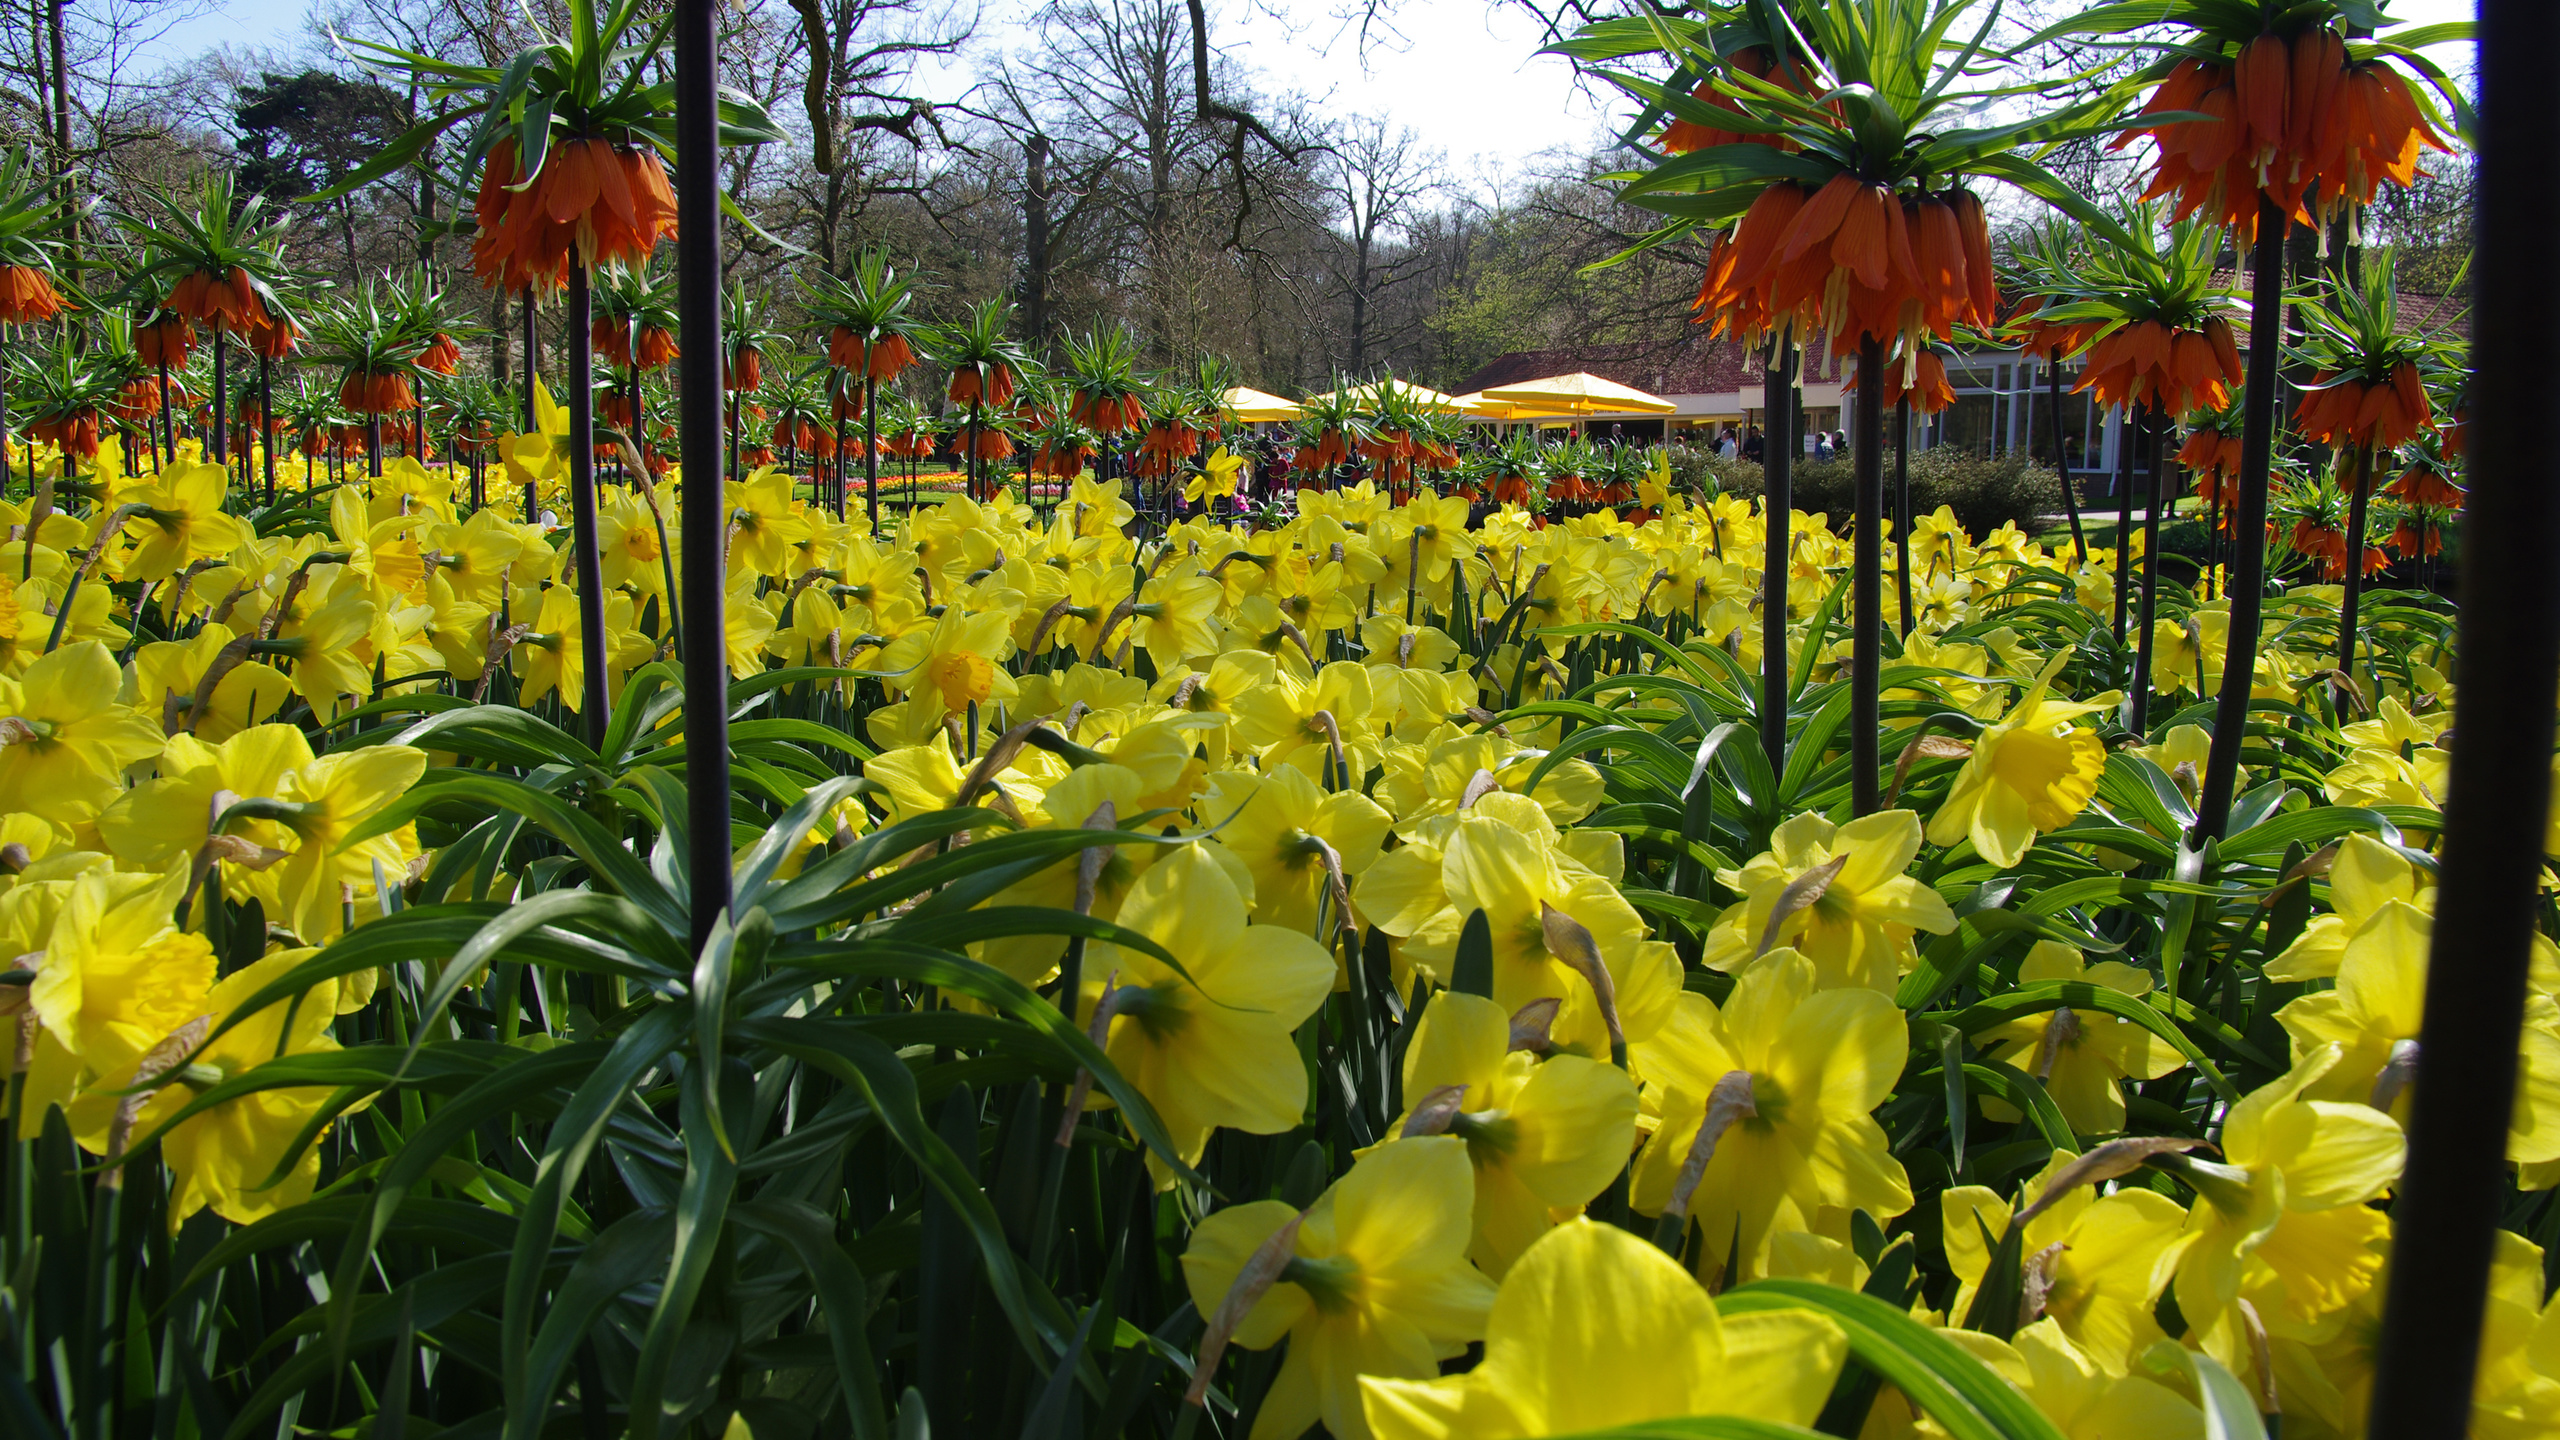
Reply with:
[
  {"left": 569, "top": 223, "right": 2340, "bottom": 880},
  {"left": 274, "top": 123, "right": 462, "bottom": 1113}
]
[
  {"left": 1477, "top": 372, "right": 1679, "bottom": 417},
  {"left": 1449, "top": 390, "right": 1527, "bottom": 419},
  {"left": 1311, "top": 378, "right": 1496, "bottom": 415},
  {"left": 1220, "top": 386, "right": 1303, "bottom": 423}
]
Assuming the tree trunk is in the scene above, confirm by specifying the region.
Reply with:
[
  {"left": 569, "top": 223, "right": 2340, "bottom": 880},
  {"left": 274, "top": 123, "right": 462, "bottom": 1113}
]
[
  {"left": 1022, "top": 134, "right": 1052, "bottom": 351},
  {"left": 46, "top": 0, "right": 72, "bottom": 276},
  {"left": 1851, "top": 337, "right": 1884, "bottom": 816},
  {"left": 2194, "top": 200, "right": 2288, "bottom": 841}
]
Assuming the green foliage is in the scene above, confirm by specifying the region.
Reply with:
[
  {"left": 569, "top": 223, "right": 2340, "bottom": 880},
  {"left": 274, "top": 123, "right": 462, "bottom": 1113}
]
[{"left": 1671, "top": 444, "right": 2068, "bottom": 537}]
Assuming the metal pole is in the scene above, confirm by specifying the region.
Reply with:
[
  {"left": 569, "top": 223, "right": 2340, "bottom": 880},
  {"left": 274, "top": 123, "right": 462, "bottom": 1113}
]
[
  {"left": 1894, "top": 394, "right": 1912, "bottom": 638},
  {"left": 2193, "top": 200, "right": 2287, "bottom": 841},
  {"left": 1, "top": 325, "right": 12, "bottom": 502},
  {"left": 1850, "top": 337, "right": 1883, "bottom": 816},
  {"left": 2111, "top": 404, "right": 2134, "bottom": 643},
  {"left": 2365, "top": 3, "right": 2560, "bottom": 1423},
  {"left": 2130, "top": 403, "right": 2167, "bottom": 732},
  {"left": 2046, "top": 354, "right": 2086, "bottom": 561},
  {"left": 259, "top": 353, "right": 274, "bottom": 504},
  {"left": 521, "top": 289, "right": 537, "bottom": 431},
  {"left": 674, "top": 0, "right": 733, "bottom": 949},
  {"left": 210, "top": 325, "right": 226, "bottom": 464},
  {"left": 863, "top": 374, "right": 879, "bottom": 532},
  {"left": 566, "top": 256, "right": 610, "bottom": 747},
  {"left": 1760, "top": 338, "right": 1795, "bottom": 776},
  {"left": 2335, "top": 441, "right": 2376, "bottom": 679}
]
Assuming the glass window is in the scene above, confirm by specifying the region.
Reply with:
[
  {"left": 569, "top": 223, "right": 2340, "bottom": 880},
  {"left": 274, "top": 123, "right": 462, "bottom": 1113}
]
[{"left": 1935, "top": 392, "right": 1997, "bottom": 456}]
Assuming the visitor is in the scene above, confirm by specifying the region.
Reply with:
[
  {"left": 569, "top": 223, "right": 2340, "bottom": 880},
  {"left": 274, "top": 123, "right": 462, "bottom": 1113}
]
[
  {"left": 1742, "top": 426, "right": 1763, "bottom": 463},
  {"left": 1717, "top": 427, "right": 1739, "bottom": 460},
  {"left": 1814, "top": 430, "right": 1835, "bottom": 461}
]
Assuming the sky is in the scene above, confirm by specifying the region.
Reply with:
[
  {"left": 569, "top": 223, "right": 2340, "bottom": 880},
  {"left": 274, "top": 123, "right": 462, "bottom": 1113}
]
[{"left": 133, "top": 0, "right": 2476, "bottom": 191}]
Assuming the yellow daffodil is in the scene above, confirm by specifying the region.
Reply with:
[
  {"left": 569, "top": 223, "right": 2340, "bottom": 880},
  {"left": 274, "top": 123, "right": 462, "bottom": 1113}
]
[
  {"left": 1183, "top": 446, "right": 1243, "bottom": 503},
  {"left": 2172, "top": 1043, "right": 2406, "bottom": 1379},
  {"left": 1210, "top": 764, "right": 1392, "bottom": 936},
  {"left": 1700, "top": 808, "right": 1957, "bottom": 992},
  {"left": 1926, "top": 654, "right": 2109, "bottom": 868},
  {"left": 0, "top": 640, "right": 166, "bottom": 828},
  {"left": 1941, "top": 1147, "right": 2195, "bottom": 1372},
  {"left": 1988, "top": 1320, "right": 2203, "bottom": 1440},
  {"left": 123, "top": 946, "right": 343, "bottom": 1227},
  {"left": 2264, "top": 832, "right": 2434, "bottom": 982},
  {"left": 2275, "top": 898, "right": 2560, "bottom": 1166},
  {"left": 1381, "top": 991, "right": 1637, "bottom": 1274},
  {"left": 1976, "top": 942, "right": 2187, "bottom": 1135},
  {"left": 1358, "top": 1217, "right": 1845, "bottom": 1439},
  {"left": 724, "top": 468, "right": 812, "bottom": 578},
  {"left": 1630, "top": 947, "right": 1912, "bottom": 1285},
  {"left": 1182, "top": 1137, "right": 1499, "bottom": 1440},
  {"left": 120, "top": 460, "right": 245, "bottom": 582},
  {"left": 879, "top": 602, "right": 1019, "bottom": 724},
  {"left": 1094, "top": 843, "right": 1335, "bottom": 1181},
  {"left": 24, "top": 866, "right": 215, "bottom": 1104}
]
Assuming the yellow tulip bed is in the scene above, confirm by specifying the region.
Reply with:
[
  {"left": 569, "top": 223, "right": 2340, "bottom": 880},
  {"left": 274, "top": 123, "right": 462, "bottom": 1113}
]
[{"left": 2, "top": 432, "right": 2553, "bottom": 1440}]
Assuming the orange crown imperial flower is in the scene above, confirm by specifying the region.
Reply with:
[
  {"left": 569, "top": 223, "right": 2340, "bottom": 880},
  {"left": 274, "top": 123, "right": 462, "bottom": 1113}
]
[
  {"left": 415, "top": 332, "right": 461, "bottom": 375},
  {"left": 1068, "top": 392, "right": 1147, "bottom": 435},
  {"left": 1842, "top": 348, "right": 1956, "bottom": 415},
  {"left": 2389, "top": 514, "right": 2444, "bottom": 558},
  {"left": 634, "top": 324, "right": 679, "bottom": 371},
  {"left": 30, "top": 410, "right": 99, "bottom": 459},
  {"left": 2074, "top": 317, "right": 2243, "bottom": 415},
  {"left": 339, "top": 371, "right": 419, "bottom": 415},
  {"left": 727, "top": 345, "right": 762, "bottom": 393},
  {"left": 166, "top": 265, "right": 271, "bottom": 335},
  {"left": 249, "top": 318, "right": 302, "bottom": 360},
  {"left": 2293, "top": 362, "right": 2430, "bottom": 451},
  {"left": 471, "top": 135, "right": 677, "bottom": 292},
  {"left": 2120, "top": 29, "right": 2449, "bottom": 243},
  {"left": 0, "top": 264, "right": 65, "bottom": 325},
  {"left": 1693, "top": 175, "right": 1998, "bottom": 352},
  {"left": 947, "top": 362, "right": 1016, "bottom": 409},
  {"left": 2383, "top": 460, "right": 2461, "bottom": 511},
  {"left": 137, "top": 315, "right": 194, "bottom": 369},
  {"left": 826, "top": 329, "right": 916, "bottom": 384}
]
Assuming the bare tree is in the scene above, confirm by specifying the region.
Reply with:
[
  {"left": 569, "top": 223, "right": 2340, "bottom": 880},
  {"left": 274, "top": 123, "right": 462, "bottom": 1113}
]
[{"left": 1324, "top": 115, "right": 1432, "bottom": 375}]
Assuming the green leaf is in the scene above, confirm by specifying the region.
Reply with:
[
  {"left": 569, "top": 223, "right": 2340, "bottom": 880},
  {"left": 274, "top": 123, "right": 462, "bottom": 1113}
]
[
  {"left": 1938, "top": 980, "right": 2240, "bottom": 1104},
  {"left": 1719, "top": 1280, "right": 2069, "bottom": 1440},
  {"left": 1547, "top": 1421, "right": 1832, "bottom": 1440}
]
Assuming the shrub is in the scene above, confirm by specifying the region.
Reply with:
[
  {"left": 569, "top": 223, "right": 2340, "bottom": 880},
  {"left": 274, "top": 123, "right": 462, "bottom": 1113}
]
[{"left": 1669, "top": 443, "right": 2066, "bottom": 536}]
